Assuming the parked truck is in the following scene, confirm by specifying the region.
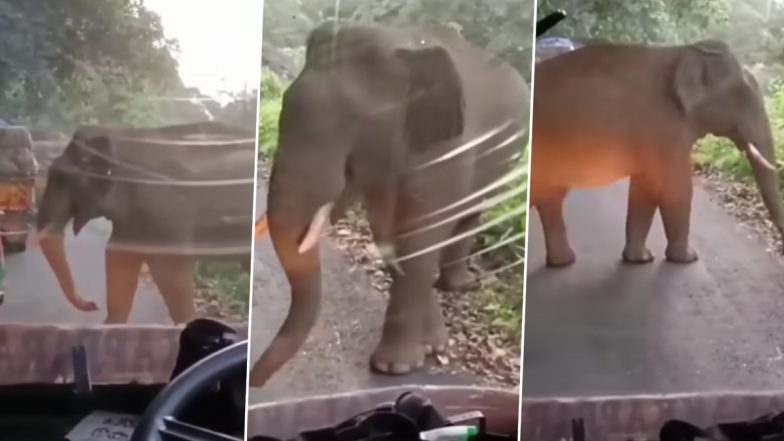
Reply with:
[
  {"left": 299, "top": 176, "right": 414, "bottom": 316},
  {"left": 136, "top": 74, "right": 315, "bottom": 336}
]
[{"left": 0, "top": 126, "right": 39, "bottom": 253}]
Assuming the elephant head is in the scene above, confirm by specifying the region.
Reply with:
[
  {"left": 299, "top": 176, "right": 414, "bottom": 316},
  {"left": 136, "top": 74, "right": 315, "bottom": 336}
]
[
  {"left": 249, "top": 23, "right": 466, "bottom": 386},
  {"left": 675, "top": 40, "right": 784, "bottom": 241},
  {"left": 36, "top": 126, "right": 118, "bottom": 311}
]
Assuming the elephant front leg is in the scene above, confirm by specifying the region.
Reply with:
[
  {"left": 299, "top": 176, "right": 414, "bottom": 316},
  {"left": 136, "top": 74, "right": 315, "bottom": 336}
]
[
  {"left": 536, "top": 188, "right": 576, "bottom": 267},
  {"left": 434, "top": 212, "right": 481, "bottom": 292},
  {"left": 370, "top": 223, "right": 453, "bottom": 375},
  {"left": 659, "top": 163, "right": 698, "bottom": 263},
  {"left": 623, "top": 174, "right": 658, "bottom": 263},
  {"left": 147, "top": 255, "right": 196, "bottom": 324},
  {"left": 104, "top": 248, "right": 145, "bottom": 324}
]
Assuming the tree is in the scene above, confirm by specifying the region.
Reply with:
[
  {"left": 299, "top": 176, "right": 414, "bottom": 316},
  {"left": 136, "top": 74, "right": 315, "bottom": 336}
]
[
  {"left": 0, "top": 0, "right": 191, "bottom": 129},
  {"left": 261, "top": 0, "right": 535, "bottom": 80},
  {"left": 536, "top": 0, "right": 729, "bottom": 44}
]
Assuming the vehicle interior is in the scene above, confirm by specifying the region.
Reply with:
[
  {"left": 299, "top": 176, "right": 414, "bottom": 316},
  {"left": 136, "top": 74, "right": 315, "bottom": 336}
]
[{"left": 0, "top": 318, "right": 247, "bottom": 441}]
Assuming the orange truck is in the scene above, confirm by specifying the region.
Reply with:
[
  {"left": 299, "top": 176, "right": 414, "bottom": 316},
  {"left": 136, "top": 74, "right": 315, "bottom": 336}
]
[{"left": 0, "top": 127, "right": 39, "bottom": 253}]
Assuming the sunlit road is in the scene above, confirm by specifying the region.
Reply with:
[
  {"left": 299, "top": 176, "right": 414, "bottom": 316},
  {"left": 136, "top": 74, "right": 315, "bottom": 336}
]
[
  {"left": 523, "top": 178, "right": 784, "bottom": 397},
  {"left": 248, "top": 168, "right": 474, "bottom": 404},
  {"left": 0, "top": 218, "right": 169, "bottom": 324}
]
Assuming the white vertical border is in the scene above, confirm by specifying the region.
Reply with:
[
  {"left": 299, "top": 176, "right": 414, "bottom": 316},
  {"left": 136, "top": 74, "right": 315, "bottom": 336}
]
[
  {"left": 243, "top": 0, "right": 265, "bottom": 439},
  {"left": 517, "top": 0, "right": 538, "bottom": 437}
]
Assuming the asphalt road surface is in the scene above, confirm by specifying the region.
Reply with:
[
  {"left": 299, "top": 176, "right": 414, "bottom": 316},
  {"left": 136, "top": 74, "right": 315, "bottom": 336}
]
[
  {"left": 249, "top": 173, "right": 474, "bottom": 404},
  {"left": 0, "top": 219, "right": 169, "bottom": 324},
  {"left": 523, "top": 178, "right": 784, "bottom": 397}
]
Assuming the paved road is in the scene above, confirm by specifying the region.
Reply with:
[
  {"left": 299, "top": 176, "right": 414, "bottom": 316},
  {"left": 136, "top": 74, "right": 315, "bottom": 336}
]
[
  {"left": 0, "top": 219, "right": 169, "bottom": 324},
  {"left": 248, "top": 176, "right": 474, "bottom": 404},
  {"left": 523, "top": 178, "right": 784, "bottom": 397}
]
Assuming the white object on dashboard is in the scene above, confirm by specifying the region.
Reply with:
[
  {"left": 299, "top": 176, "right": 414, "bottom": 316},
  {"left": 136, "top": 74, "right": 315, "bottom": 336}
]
[{"left": 66, "top": 411, "right": 138, "bottom": 441}]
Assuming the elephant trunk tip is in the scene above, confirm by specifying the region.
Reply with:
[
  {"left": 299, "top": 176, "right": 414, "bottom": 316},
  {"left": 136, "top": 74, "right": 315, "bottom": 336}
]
[{"left": 249, "top": 335, "right": 302, "bottom": 388}]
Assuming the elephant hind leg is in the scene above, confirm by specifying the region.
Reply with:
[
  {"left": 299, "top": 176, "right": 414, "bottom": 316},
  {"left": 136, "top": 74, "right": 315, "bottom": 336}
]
[
  {"left": 658, "top": 161, "right": 699, "bottom": 263},
  {"left": 536, "top": 188, "right": 575, "bottom": 267},
  {"left": 104, "top": 249, "right": 145, "bottom": 324},
  {"left": 147, "top": 256, "right": 196, "bottom": 324},
  {"left": 623, "top": 174, "right": 659, "bottom": 263},
  {"left": 434, "top": 212, "right": 481, "bottom": 292}
]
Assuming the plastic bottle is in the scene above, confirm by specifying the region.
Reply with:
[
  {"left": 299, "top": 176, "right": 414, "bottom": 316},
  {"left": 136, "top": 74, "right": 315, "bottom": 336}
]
[{"left": 420, "top": 425, "right": 479, "bottom": 441}]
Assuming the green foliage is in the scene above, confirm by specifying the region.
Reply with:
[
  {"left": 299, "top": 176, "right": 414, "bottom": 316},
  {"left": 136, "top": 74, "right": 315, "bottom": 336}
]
[
  {"left": 194, "top": 262, "right": 251, "bottom": 319},
  {"left": 258, "top": 69, "right": 287, "bottom": 158},
  {"left": 537, "top": 0, "right": 729, "bottom": 44},
  {"left": 0, "top": 0, "right": 192, "bottom": 130},
  {"left": 263, "top": 0, "right": 534, "bottom": 81}
]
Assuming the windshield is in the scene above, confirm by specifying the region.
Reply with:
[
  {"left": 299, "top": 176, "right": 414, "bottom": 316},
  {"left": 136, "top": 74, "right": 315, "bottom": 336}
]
[
  {"left": 527, "top": 0, "right": 784, "bottom": 403},
  {"left": 0, "top": 0, "right": 260, "bottom": 385},
  {"left": 248, "top": 0, "right": 531, "bottom": 405}
]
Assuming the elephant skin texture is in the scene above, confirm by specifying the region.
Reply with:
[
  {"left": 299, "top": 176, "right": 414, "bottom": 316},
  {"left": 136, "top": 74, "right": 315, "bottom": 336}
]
[
  {"left": 36, "top": 121, "right": 256, "bottom": 324},
  {"left": 249, "top": 22, "right": 528, "bottom": 386},
  {"left": 530, "top": 39, "right": 784, "bottom": 267}
]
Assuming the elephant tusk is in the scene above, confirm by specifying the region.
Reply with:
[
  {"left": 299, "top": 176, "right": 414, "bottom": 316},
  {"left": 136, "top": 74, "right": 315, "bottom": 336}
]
[
  {"left": 747, "top": 143, "right": 776, "bottom": 171},
  {"left": 297, "top": 202, "right": 334, "bottom": 254}
]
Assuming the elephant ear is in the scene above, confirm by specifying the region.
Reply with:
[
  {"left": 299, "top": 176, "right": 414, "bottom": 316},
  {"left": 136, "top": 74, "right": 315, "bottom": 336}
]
[
  {"left": 396, "top": 44, "right": 465, "bottom": 149},
  {"left": 674, "top": 39, "right": 740, "bottom": 116}
]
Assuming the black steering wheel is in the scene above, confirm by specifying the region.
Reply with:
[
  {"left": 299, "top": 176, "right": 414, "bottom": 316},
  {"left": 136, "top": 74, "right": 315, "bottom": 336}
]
[{"left": 130, "top": 340, "right": 248, "bottom": 441}]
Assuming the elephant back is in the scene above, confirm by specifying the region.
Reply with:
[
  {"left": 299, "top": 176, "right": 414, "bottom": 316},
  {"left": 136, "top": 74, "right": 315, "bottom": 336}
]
[{"left": 101, "top": 122, "right": 257, "bottom": 257}]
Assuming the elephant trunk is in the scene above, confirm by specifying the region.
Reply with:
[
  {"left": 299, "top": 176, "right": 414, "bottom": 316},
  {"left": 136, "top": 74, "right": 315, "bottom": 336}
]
[
  {"left": 36, "top": 170, "right": 98, "bottom": 312},
  {"left": 248, "top": 204, "right": 330, "bottom": 387},
  {"left": 38, "top": 232, "right": 80, "bottom": 308},
  {"left": 739, "top": 134, "right": 784, "bottom": 242}
]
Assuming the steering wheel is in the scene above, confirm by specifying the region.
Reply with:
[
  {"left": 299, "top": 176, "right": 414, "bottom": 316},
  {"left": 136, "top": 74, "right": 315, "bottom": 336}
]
[{"left": 130, "top": 340, "right": 247, "bottom": 441}]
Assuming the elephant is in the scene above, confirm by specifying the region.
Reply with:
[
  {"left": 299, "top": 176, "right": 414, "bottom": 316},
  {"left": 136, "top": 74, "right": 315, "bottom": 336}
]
[
  {"left": 248, "top": 21, "right": 528, "bottom": 386},
  {"left": 530, "top": 39, "right": 784, "bottom": 267},
  {"left": 36, "top": 121, "right": 256, "bottom": 324}
]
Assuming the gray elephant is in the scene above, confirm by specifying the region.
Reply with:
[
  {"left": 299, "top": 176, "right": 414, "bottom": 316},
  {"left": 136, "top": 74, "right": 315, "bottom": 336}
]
[
  {"left": 249, "top": 22, "right": 528, "bottom": 386},
  {"left": 36, "top": 121, "right": 256, "bottom": 323},
  {"left": 531, "top": 39, "right": 784, "bottom": 267}
]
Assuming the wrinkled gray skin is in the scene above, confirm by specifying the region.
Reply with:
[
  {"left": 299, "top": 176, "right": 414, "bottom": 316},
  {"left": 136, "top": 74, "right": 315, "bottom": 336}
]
[
  {"left": 36, "top": 121, "right": 256, "bottom": 323},
  {"left": 531, "top": 40, "right": 784, "bottom": 266},
  {"left": 249, "top": 22, "right": 528, "bottom": 386}
]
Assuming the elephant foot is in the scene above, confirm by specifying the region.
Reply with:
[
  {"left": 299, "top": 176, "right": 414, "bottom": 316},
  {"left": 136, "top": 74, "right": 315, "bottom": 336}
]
[
  {"left": 545, "top": 247, "right": 576, "bottom": 268},
  {"left": 434, "top": 268, "right": 479, "bottom": 292},
  {"left": 370, "top": 339, "right": 426, "bottom": 375},
  {"left": 423, "top": 331, "right": 448, "bottom": 356},
  {"left": 665, "top": 244, "right": 699, "bottom": 263},
  {"left": 423, "top": 302, "right": 448, "bottom": 356},
  {"left": 622, "top": 246, "right": 655, "bottom": 264}
]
